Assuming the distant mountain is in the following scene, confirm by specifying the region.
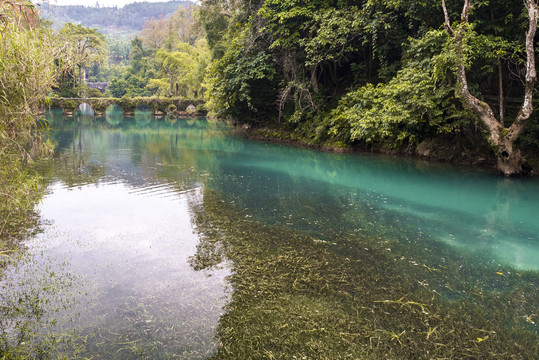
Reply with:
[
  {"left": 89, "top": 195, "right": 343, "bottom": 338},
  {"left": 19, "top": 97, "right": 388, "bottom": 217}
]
[{"left": 40, "top": 1, "right": 191, "bottom": 36}]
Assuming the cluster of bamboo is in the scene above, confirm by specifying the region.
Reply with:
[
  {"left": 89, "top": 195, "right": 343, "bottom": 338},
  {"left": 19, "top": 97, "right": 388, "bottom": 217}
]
[{"left": 0, "top": 1, "right": 55, "bottom": 242}]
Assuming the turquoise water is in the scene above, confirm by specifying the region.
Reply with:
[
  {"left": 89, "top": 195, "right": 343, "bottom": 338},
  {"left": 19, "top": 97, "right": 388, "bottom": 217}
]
[
  {"left": 206, "top": 139, "right": 539, "bottom": 271},
  {"left": 2, "top": 113, "right": 539, "bottom": 357}
]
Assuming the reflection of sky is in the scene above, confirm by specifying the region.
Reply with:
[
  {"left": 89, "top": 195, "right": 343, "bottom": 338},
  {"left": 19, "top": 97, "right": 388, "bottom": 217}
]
[
  {"left": 23, "top": 181, "right": 230, "bottom": 357},
  {"left": 10, "top": 115, "right": 539, "bottom": 356}
]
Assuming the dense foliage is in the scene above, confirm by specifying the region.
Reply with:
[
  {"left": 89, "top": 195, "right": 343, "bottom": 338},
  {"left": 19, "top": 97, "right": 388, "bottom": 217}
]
[
  {"left": 48, "top": 4, "right": 210, "bottom": 101},
  {"left": 327, "top": 30, "right": 474, "bottom": 149},
  {"left": 199, "top": 0, "right": 539, "bottom": 167},
  {"left": 54, "top": 22, "right": 108, "bottom": 97},
  {"left": 0, "top": 1, "right": 56, "bottom": 243}
]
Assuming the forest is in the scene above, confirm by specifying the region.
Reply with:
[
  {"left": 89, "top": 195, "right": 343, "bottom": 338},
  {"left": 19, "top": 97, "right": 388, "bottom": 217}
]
[
  {"left": 3, "top": 0, "right": 539, "bottom": 241},
  {"left": 196, "top": 0, "right": 539, "bottom": 176},
  {"left": 53, "top": 4, "right": 209, "bottom": 100},
  {"left": 41, "top": 0, "right": 539, "bottom": 177},
  {"left": 41, "top": 1, "right": 190, "bottom": 34}
]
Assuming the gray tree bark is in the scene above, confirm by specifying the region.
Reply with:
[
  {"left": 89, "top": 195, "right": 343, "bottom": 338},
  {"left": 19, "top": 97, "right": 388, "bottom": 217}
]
[{"left": 442, "top": 0, "right": 539, "bottom": 175}]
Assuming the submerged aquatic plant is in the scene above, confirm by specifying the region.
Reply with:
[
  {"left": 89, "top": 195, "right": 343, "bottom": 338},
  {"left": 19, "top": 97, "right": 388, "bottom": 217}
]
[
  {"left": 191, "top": 189, "right": 539, "bottom": 359},
  {"left": 0, "top": 245, "right": 86, "bottom": 359}
]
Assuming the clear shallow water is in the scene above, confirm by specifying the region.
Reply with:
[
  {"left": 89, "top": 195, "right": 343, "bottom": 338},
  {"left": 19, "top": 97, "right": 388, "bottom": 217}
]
[
  {"left": 3, "top": 113, "right": 539, "bottom": 357},
  {"left": 31, "top": 182, "right": 228, "bottom": 358}
]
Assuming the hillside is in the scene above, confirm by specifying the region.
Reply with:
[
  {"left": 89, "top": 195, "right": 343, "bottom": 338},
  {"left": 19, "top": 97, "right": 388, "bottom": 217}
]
[{"left": 41, "top": 1, "right": 191, "bottom": 36}]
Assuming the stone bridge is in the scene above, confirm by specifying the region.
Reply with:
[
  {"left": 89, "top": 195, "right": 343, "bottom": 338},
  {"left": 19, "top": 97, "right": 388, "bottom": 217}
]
[{"left": 46, "top": 97, "right": 206, "bottom": 115}]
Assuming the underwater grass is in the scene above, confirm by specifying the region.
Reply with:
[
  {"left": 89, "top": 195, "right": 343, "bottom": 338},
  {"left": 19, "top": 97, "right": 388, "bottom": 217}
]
[
  {"left": 71, "top": 290, "right": 223, "bottom": 359},
  {"left": 191, "top": 190, "right": 539, "bottom": 359},
  {"left": 0, "top": 247, "right": 86, "bottom": 360}
]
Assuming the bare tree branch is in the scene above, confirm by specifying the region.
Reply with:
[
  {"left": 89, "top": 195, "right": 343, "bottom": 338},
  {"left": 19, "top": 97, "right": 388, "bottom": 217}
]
[{"left": 441, "top": 0, "right": 454, "bottom": 35}]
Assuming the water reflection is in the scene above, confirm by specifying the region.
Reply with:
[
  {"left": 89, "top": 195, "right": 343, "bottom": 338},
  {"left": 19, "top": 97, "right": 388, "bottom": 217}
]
[
  {"left": 135, "top": 105, "right": 152, "bottom": 126},
  {"left": 25, "top": 115, "right": 236, "bottom": 358},
  {"left": 105, "top": 103, "right": 123, "bottom": 126},
  {"left": 34, "top": 183, "right": 229, "bottom": 358},
  {"left": 77, "top": 102, "right": 95, "bottom": 117},
  {"left": 43, "top": 115, "right": 539, "bottom": 272},
  {"left": 165, "top": 114, "right": 178, "bottom": 124},
  {"left": 45, "top": 107, "right": 64, "bottom": 123}
]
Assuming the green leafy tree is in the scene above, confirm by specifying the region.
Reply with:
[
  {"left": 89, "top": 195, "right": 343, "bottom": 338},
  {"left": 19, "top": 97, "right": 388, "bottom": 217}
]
[
  {"left": 205, "top": 30, "right": 277, "bottom": 120},
  {"left": 197, "top": 0, "right": 539, "bottom": 173},
  {"left": 108, "top": 78, "right": 128, "bottom": 97},
  {"left": 56, "top": 23, "right": 107, "bottom": 95},
  {"left": 329, "top": 30, "right": 474, "bottom": 149},
  {"left": 155, "top": 39, "right": 210, "bottom": 98}
]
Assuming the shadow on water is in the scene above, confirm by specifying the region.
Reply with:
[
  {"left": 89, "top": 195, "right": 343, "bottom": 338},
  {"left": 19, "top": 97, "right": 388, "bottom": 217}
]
[{"left": 1, "top": 114, "right": 538, "bottom": 358}]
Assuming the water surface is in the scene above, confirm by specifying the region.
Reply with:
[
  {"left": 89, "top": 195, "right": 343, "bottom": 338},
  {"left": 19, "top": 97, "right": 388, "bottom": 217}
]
[{"left": 3, "top": 113, "right": 539, "bottom": 358}]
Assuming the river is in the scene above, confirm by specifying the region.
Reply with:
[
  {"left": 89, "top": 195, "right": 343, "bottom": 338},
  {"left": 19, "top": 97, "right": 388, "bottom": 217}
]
[{"left": 1, "top": 112, "right": 538, "bottom": 359}]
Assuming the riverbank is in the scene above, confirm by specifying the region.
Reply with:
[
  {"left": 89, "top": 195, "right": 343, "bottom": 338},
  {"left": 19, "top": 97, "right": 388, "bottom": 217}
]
[{"left": 244, "top": 126, "right": 539, "bottom": 176}]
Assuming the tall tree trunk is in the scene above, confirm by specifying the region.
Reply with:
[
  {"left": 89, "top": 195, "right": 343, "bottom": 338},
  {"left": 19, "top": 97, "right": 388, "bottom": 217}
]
[
  {"left": 310, "top": 64, "right": 319, "bottom": 93},
  {"left": 442, "top": 0, "right": 538, "bottom": 176},
  {"left": 78, "top": 64, "right": 82, "bottom": 87}
]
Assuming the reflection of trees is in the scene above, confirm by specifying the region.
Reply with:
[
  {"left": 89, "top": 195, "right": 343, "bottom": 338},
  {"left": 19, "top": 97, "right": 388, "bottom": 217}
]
[
  {"left": 194, "top": 137, "right": 539, "bottom": 270},
  {"left": 42, "top": 114, "right": 539, "bottom": 273},
  {"left": 41, "top": 115, "right": 245, "bottom": 192},
  {"left": 40, "top": 119, "right": 105, "bottom": 188},
  {"left": 105, "top": 104, "right": 124, "bottom": 126},
  {"left": 480, "top": 178, "right": 534, "bottom": 267},
  {"left": 40, "top": 150, "right": 104, "bottom": 190},
  {"left": 182, "top": 136, "right": 539, "bottom": 358},
  {"left": 30, "top": 113, "right": 539, "bottom": 358},
  {"left": 134, "top": 107, "right": 152, "bottom": 126},
  {"left": 485, "top": 179, "right": 519, "bottom": 233}
]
